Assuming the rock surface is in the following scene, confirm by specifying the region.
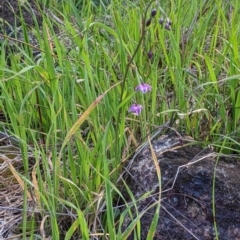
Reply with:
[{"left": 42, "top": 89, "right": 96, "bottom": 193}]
[{"left": 120, "top": 132, "right": 240, "bottom": 240}]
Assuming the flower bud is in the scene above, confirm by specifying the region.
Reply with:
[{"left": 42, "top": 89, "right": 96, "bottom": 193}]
[
  {"left": 147, "top": 50, "right": 153, "bottom": 60},
  {"left": 146, "top": 18, "right": 151, "bottom": 27},
  {"left": 166, "top": 18, "right": 172, "bottom": 26},
  {"left": 159, "top": 17, "right": 164, "bottom": 25},
  {"left": 165, "top": 23, "right": 171, "bottom": 30},
  {"left": 151, "top": 9, "right": 157, "bottom": 18}
]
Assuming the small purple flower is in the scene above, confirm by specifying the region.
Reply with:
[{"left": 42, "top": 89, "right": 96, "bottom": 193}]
[
  {"left": 135, "top": 83, "right": 152, "bottom": 93},
  {"left": 129, "top": 104, "right": 143, "bottom": 116}
]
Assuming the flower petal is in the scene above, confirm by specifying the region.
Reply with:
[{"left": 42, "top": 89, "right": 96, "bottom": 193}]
[
  {"left": 135, "top": 83, "right": 152, "bottom": 93},
  {"left": 128, "top": 104, "right": 143, "bottom": 116}
]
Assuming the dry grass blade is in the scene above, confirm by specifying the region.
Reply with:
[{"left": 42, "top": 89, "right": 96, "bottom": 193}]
[
  {"left": 32, "top": 161, "right": 41, "bottom": 213},
  {"left": 1, "top": 153, "right": 32, "bottom": 200},
  {"left": 60, "top": 82, "right": 121, "bottom": 152},
  {"left": 40, "top": 215, "right": 50, "bottom": 240},
  {"left": 162, "top": 152, "right": 216, "bottom": 194},
  {"left": 0, "top": 139, "right": 36, "bottom": 238}
]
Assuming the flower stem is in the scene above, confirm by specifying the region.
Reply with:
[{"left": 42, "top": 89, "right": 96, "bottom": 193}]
[{"left": 114, "top": 0, "right": 156, "bottom": 167}]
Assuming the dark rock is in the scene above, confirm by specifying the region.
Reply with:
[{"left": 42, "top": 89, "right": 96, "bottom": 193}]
[{"left": 119, "top": 132, "right": 240, "bottom": 240}]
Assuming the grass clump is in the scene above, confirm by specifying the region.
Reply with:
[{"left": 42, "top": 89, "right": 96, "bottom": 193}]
[{"left": 0, "top": 0, "right": 240, "bottom": 239}]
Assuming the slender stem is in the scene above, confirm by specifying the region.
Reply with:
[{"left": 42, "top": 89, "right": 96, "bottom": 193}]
[{"left": 115, "top": 0, "right": 156, "bottom": 165}]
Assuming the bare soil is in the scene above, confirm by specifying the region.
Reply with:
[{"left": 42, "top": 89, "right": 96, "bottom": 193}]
[{"left": 0, "top": 0, "right": 42, "bottom": 29}]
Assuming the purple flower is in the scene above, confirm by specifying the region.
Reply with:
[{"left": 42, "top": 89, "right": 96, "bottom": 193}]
[
  {"left": 129, "top": 104, "right": 143, "bottom": 116},
  {"left": 135, "top": 83, "right": 152, "bottom": 93}
]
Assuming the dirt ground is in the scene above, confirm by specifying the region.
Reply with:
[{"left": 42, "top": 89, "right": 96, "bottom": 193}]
[{"left": 0, "top": 0, "right": 42, "bottom": 29}]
